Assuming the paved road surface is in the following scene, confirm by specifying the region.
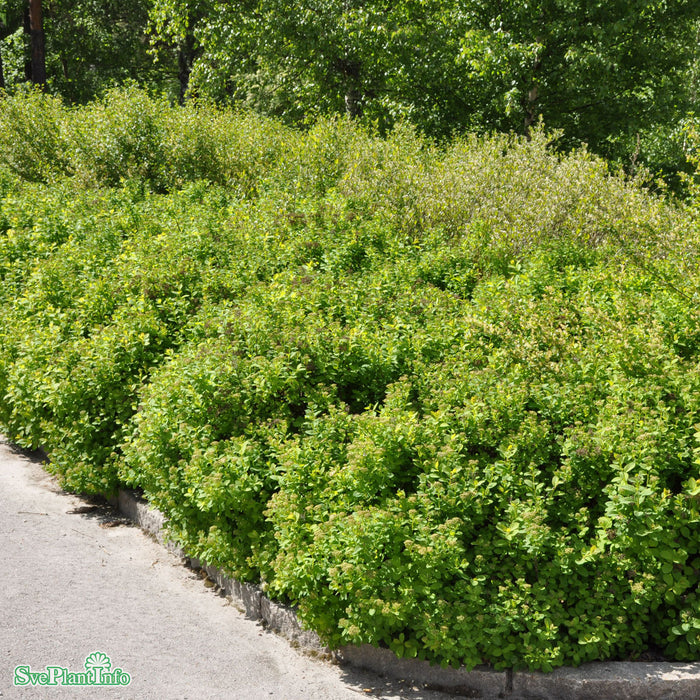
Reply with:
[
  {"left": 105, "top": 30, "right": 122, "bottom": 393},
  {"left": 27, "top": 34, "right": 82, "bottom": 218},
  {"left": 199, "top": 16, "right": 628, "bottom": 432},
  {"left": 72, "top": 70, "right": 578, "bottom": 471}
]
[{"left": 0, "top": 437, "right": 448, "bottom": 700}]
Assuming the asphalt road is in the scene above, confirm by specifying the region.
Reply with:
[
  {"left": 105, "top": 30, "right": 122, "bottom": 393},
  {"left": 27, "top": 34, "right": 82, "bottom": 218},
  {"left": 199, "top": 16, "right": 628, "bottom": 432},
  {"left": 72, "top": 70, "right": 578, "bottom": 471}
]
[{"left": 0, "top": 436, "right": 449, "bottom": 700}]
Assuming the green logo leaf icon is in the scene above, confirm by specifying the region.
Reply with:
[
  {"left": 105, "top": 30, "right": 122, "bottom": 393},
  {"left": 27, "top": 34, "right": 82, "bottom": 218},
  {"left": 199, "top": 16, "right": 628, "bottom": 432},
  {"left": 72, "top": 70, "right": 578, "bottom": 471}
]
[{"left": 84, "top": 652, "right": 111, "bottom": 671}]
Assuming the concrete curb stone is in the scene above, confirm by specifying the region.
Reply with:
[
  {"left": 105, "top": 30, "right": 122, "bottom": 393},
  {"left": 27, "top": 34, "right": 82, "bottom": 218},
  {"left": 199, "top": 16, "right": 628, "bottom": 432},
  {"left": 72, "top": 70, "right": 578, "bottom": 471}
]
[
  {"left": 109, "top": 488, "right": 700, "bottom": 699},
  {"left": 336, "top": 644, "right": 509, "bottom": 698},
  {"left": 514, "top": 662, "right": 700, "bottom": 700},
  {"left": 107, "top": 489, "right": 324, "bottom": 651}
]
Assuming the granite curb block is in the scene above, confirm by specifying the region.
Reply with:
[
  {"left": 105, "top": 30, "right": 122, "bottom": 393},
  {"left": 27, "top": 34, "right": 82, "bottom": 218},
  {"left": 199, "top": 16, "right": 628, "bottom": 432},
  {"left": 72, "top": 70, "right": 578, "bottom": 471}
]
[
  {"left": 107, "top": 489, "right": 326, "bottom": 652},
  {"left": 110, "top": 488, "right": 700, "bottom": 699}
]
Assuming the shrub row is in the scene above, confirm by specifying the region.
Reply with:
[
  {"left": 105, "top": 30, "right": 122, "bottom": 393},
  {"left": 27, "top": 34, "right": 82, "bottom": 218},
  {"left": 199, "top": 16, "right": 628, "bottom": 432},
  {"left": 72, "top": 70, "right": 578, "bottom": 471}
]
[
  {"left": 1, "top": 90, "right": 699, "bottom": 670},
  {"left": 0, "top": 87, "right": 289, "bottom": 194}
]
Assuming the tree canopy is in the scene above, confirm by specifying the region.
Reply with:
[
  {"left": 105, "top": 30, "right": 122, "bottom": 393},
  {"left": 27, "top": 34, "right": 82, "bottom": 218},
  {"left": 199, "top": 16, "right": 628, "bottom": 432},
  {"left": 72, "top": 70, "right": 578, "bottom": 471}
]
[
  {"left": 1, "top": 0, "right": 699, "bottom": 178},
  {"left": 0, "top": 0, "right": 172, "bottom": 101},
  {"left": 147, "top": 0, "right": 700, "bottom": 176}
]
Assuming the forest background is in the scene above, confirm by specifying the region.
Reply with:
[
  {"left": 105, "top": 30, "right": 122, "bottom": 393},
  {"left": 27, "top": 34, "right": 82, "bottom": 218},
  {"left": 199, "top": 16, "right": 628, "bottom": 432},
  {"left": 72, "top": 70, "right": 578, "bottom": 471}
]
[{"left": 2, "top": 0, "right": 700, "bottom": 189}]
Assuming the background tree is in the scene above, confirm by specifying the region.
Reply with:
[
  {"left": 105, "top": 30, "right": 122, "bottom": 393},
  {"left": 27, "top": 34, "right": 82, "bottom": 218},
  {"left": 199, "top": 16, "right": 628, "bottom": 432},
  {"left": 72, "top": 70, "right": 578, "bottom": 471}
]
[
  {"left": 159, "top": 0, "right": 469, "bottom": 129},
  {"left": 1, "top": 0, "right": 174, "bottom": 102},
  {"left": 0, "top": 1, "right": 25, "bottom": 88},
  {"left": 148, "top": 0, "right": 700, "bottom": 178},
  {"left": 27, "top": 0, "right": 45, "bottom": 85},
  {"left": 2, "top": 0, "right": 698, "bottom": 183},
  {"left": 147, "top": 0, "right": 211, "bottom": 103},
  {"left": 43, "top": 0, "right": 174, "bottom": 102},
  {"left": 0, "top": 6, "right": 6, "bottom": 87},
  {"left": 455, "top": 0, "right": 700, "bottom": 177}
]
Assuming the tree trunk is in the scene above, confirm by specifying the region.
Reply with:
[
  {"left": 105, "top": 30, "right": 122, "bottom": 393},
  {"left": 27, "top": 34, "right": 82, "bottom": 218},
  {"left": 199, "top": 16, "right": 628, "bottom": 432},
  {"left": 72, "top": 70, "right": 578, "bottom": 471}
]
[
  {"left": 337, "top": 56, "right": 362, "bottom": 118},
  {"left": 0, "top": 19, "right": 5, "bottom": 91},
  {"left": 522, "top": 44, "right": 544, "bottom": 140},
  {"left": 177, "top": 31, "right": 196, "bottom": 105},
  {"left": 344, "top": 87, "right": 361, "bottom": 118},
  {"left": 523, "top": 84, "right": 539, "bottom": 139},
  {"left": 23, "top": 8, "right": 32, "bottom": 81},
  {"left": 28, "top": 0, "right": 46, "bottom": 86}
]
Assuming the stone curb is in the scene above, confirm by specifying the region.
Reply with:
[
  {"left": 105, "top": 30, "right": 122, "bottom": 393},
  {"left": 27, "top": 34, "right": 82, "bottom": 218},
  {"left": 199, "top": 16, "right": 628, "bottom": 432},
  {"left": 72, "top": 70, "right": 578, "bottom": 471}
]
[
  {"left": 107, "top": 489, "right": 326, "bottom": 653},
  {"left": 109, "top": 488, "right": 700, "bottom": 699}
]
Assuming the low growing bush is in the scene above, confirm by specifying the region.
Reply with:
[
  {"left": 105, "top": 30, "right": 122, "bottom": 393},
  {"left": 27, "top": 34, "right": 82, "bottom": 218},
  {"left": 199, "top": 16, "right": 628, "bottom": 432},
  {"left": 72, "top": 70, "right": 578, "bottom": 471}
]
[{"left": 0, "top": 95, "right": 699, "bottom": 669}]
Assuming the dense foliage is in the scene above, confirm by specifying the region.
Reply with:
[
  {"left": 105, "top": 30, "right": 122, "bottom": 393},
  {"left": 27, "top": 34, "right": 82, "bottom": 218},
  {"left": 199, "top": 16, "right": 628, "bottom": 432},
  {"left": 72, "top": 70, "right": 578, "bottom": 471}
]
[
  {"left": 152, "top": 0, "right": 700, "bottom": 169},
  {"left": 0, "top": 0, "right": 173, "bottom": 100},
  {"left": 2, "top": 2, "right": 699, "bottom": 178},
  {"left": 1, "top": 90, "right": 699, "bottom": 670}
]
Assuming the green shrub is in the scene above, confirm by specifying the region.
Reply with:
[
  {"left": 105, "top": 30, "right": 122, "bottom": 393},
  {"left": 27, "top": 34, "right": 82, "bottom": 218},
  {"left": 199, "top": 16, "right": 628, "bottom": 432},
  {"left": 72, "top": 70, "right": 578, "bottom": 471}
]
[
  {"left": 161, "top": 102, "right": 290, "bottom": 195},
  {"left": 0, "top": 89, "right": 72, "bottom": 183},
  {"left": 0, "top": 181, "right": 251, "bottom": 491},
  {"left": 0, "top": 100, "right": 699, "bottom": 669},
  {"left": 261, "top": 257, "right": 700, "bottom": 669},
  {"left": 0, "top": 88, "right": 292, "bottom": 195},
  {"left": 119, "top": 266, "right": 456, "bottom": 575},
  {"left": 67, "top": 86, "right": 169, "bottom": 190}
]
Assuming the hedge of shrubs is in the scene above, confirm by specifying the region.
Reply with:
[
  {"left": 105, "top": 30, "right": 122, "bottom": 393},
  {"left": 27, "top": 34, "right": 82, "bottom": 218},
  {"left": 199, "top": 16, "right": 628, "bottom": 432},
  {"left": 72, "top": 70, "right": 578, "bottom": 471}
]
[{"left": 1, "top": 89, "right": 699, "bottom": 670}]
